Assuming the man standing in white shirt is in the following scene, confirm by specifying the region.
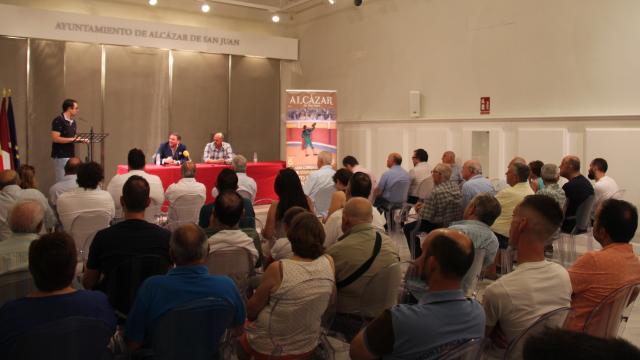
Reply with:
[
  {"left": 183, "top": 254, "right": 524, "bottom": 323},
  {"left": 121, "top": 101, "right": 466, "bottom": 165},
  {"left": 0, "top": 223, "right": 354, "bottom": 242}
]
[
  {"left": 483, "top": 195, "right": 572, "bottom": 356},
  {"left": 588, "top": 157, "right": 621, "bottom": 205},
  {"left": 303, "top": 151, "right": 335, "bottom": 214},
  {"left": 57, "top": 162, "right": 115, "bottom": 231},
  {"left": 408, "top": 148, "right": 431, "bottom": 204},
  {"left": 107, "top": 149, "right": 165, "bottom": 219},
  {"left": 211, "top": 155, "right": 257, "bottom": 203},
  {"left": 165, "top": 161, "right": 206, "bottom": 221},
  {"left": 49, "top": 157, "right": 81, "bottom": 209}
]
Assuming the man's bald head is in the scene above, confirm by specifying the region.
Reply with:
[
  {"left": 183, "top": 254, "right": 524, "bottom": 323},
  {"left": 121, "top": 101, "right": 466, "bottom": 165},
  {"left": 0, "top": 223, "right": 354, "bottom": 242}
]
[
  {"left": 170, "top": 223, "right": 208, "bottom": 266},
  {"left": 462, "top": 160, "right": 482, "bottom": 181},
  {"left": 509, "top": 156, "right": 527, "bottom": 167},
  {"left": 317, "top": 151, "right": 332, "bottom": 167},
  {"left": 9, "top": 200, "right": 44, "bottom": 234},
  {"left": 387, "top": 153, "right": 402, "bottom": 168},
  {"left": 0, "top": 170, "right": 19, "bottom": 190},
  {"left": 64, "top": 157, "right": 82, "bottom": 175},
  {"left": 423, "top": 229, "right": 474, "bottom": 280},
  {"left": 343, "top": 197, "right": 373, "bottom": 224}
]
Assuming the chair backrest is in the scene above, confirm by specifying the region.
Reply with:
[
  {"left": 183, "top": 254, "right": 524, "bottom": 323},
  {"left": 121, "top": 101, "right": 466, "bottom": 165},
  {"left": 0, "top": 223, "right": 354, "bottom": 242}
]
[
  {"left": 237, "top": 189, "right": 252, "bottom": 202},
  {"left": 151, "top": 297, "right": 236, "bottom": 360},
  {"left": 8, "top": 316, "right": 113, "bottom": 360},
  {"left": 583, "top": 282, "right": 640, "bottom": 338},
  {"left": 106, "top": 254, "right": 170, "bottom": 316},
  {"left": 417, "top": 176, "right": 435, "bottom": 200},
  {"left": 313, "top": 185, "right": 336, "bottom": 217},
  {"left": 359, "top": 261, "right": 404, "bottom": 319},
  {"left": 572, "top": 194, "right": 595, "bottom": 234},
  {"left": 69, "top": 210, "right": 112, "bottom": 262},
  {"left": 504, "top": 307, "right": 573, "bottom": 360},
  {"left": 462, "top": 248, "right": 487, "bottom": 298},
  {"left": 144, "top": 200, "right": 162, "bottom": 224},
  {"left": 169, "top": 194, "right": 205, "bottom": 223},
  {"left": 425, "top": 337, "right": 485, "bottom": 360},
  {"left": 268, "top": 277, "right": 335, "bottom": 357},
  {"left": 206, "top": 248, "right": 255, "bottom": 297},
  {"left": 0, "top": 269, "right": 35, "bottom": 307},
  {"left": 386, "top": 178, "right": 411, "bottom": 204}
]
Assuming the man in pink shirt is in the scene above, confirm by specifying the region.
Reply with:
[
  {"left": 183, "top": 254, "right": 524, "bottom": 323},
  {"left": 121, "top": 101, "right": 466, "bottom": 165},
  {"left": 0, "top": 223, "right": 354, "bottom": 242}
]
[{"left": 567, "top": 198, "right": 640, "bottom": 330}]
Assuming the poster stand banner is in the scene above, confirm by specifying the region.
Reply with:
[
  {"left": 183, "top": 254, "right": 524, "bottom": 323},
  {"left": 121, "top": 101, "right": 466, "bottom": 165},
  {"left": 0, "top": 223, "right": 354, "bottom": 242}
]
[{"left": 285, "top": 90, "right": 337, "bottom": 183}]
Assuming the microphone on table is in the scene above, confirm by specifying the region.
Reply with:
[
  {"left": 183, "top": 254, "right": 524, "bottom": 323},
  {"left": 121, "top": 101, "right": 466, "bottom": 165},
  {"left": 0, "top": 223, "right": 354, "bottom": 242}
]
[{"left": 183, "top": 150, "right": 191, "bottom": 163}]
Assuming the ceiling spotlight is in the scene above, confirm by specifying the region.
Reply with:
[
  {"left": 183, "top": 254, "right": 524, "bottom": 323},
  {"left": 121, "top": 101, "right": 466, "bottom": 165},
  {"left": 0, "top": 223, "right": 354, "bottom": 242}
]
[
  {"left": 148, "top": 0, "right": 157, "bottom": 5},
  {"left": 201, "top": 3, "right": 210, "bottom": 13},
  {"left": 271, "top": 14, "right": 280, "bottom": 23},
  {"left": 328, "top": 0, "right": 335, "bottom": 4}
]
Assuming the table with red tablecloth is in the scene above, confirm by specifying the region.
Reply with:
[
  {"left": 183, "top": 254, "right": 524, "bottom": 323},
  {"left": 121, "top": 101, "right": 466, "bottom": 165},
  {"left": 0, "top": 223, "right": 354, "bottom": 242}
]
[{"left": 117, "top": 161, "right": 285, "bottom": 204}]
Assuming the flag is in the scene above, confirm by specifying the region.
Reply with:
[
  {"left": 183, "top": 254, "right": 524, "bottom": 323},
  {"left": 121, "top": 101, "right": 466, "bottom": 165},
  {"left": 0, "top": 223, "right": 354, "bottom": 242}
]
[
  {"left": 0, "top": 97, "right": 7, "bottom": 170},
  {"left": 7, "top": 97, "right": 19, "bottom": 169}
]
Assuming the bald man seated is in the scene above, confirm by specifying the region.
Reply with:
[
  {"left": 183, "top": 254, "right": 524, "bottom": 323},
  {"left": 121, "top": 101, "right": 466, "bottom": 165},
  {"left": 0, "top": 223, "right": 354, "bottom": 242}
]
[
  {"left": 203, "top": 132, "right": 234, "bottom": 164},
  {"left": 327, "top": 198, "right": 399, "bottom": 339},
  {"left": 0, "top": 200, "right": 44, "bottom": 274},
  {"left": 350, "top": 229, "right": 485, "bottom": 360},
  {"left": 373, "top": 152, "right": 411, "bottom": 209}
]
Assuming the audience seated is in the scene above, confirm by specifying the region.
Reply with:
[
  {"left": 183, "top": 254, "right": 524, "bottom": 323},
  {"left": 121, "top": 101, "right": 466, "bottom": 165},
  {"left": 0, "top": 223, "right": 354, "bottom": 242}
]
[
  {"left": 48, "top": 157, "right": 81, "bottom": 209},
  {"left": 0, "top": 170, "right": 56, "bottom": 240},
  {"left": 57, "top": 161, "right": 115, "bottom": 231},
  {"left": 342, "top": 155, "right": 377, "bottom": 193},
  {"left": 211, "top": 155, "right": 258, "bottom": 203},
  {"left": 407, "top": 148, "right": 431, "bottom": 204},
  {"left": 106, "top": 148, "right": 164, "bottom": 219},
  {"left": 461, "top": 159, "right": 495, "bottom": 209},
  {"left": 588, "top": 157, "right": 620, "bottom": 206},
  {"left": 262, "top": 168, "right": 313, "bottom": 240},
  {"left": 559, "top": 155, "right": 594, "bottom": 233},
  {"left": 17, "top": 164, "right": 37, "bottom": 189},
  {"left": 373, "top": 152, "right": 410, "bottom": 209},
  {"left": 328, "top": 198, "right": 398, "bottom": 321},
  {"left": 490, "top": 162, "right": 534, "bottom": 249},
  {"left": 199, "top": 168, "right": 256, "bottom": 230},
  {"left": 327, "top": 168, "right": 352, "bottom": 218},
  {"left": 267, "top": 206, "right": 307, "bottom": 262},
  {"left": 164, "top": 161, "right": 206, "bottom": 221},
  {"left": 125, "top": 223, "right": 245, "bottom": 352},
  {"left": 0, "top": 232, "right": 116, "bottom": 354},
  {"left": 537, "top": 163, "right": 566, "bottom": 209},
  {"left": 447, "top": 194, "right": 501, "bottom": 290},
  {"left": 527, "top": 160, "right": 544, "bottom": 192},
  {"left": 350, "top": 230, "right": 484, "bottom": 360},
  {"left": 442, "top": 151, "right": 463, "bottom": 186},
  {"left": 303, "top": 151, "right": 336, "bottom": 215},
  {"left": 404, "top": 163, "right": 463, "bottom": 257},
  {"left": 0, "top": 201, "right": 44, "bottom": 275},
  {"left": 83, "top": 176, "right": 171, "bottom": 292},
  {"left": 242, "top": 212, "right": 334, "bottom": 358},
  {"left": 207, "top": 191, "right": 259, "bottom": 266},
  {"left": 523, "top": 328, "right": 640, "bottom": 360},
  {"left": 324, "top": 172, "right": 386, "bottom": 247},
  {"left": 483, "top": 195, "right": 571, "bottom": 356},
  {"left": 566, "top": 199, "right": 640, "bottom": 330}
]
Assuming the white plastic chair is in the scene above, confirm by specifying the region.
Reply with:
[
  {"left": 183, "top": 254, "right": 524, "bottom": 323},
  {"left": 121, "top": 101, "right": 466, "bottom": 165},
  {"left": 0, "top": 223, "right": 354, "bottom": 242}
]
[
  {"left": 416, "top": 176, "right": 434, "bottom": 200},
  {"left": 237, "top": 189, "right": 253, "bottom": 203},
  {"left": 0, "top": 269, "right": 35, "bottom": 306},
  {"left": 206, "top": 247, "right": 255, "bottom": 298},
  {"left": 503, "top": 307, "right": 574, "bottom": 360},
  {"left": 168, "top": 194, "right": 205, "bottom": 224},
  {"left": 144, "top": 200, "right": 162, "bottom": 224},
  {"left": 462, "top": 248, "right": 487, "bottom": 298},
  {"left": 69, "top": 210, "right": 112, "bottom": 263},
  {"left": 313, "top": 185, "right": 336, "bottom": 218},
  {"left": 583, "top": 282, "right": 640, "bottom": 338}
]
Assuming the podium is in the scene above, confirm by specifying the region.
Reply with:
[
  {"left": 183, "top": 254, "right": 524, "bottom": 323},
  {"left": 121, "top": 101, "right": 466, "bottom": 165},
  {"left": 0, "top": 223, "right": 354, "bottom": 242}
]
[{"left": 75, "top": 127, "right": 109, "bottom": 163}]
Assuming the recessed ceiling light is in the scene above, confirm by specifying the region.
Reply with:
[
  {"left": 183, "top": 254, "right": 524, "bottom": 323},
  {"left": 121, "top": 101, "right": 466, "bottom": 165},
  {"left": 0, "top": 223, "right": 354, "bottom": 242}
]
[
  {"left": 201, "top": 3, "right": 210, "bottom": 13},
  {"left": 271, "top": 14, "right": 280, "bottom": 23},
  {"left": 328, "top": 0, "right": 335, "bottom": 4},
  {"left": 148, "top": 0, "right": 158, "bottom": 5}
]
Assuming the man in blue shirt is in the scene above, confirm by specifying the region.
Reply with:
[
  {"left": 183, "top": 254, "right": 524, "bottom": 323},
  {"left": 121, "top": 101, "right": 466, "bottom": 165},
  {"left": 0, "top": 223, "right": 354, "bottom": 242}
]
[
  {"left": 125, "top": 223, "right": 246, "bottom": 351},
  {"left": 461, "top": 159, "right": 496, "bottom": 209},
  {"left": 373, "top": 152, "right": 411, "bottom": 209},
  {"left": 0, "top": 232, "right": 116, "bottom": 354},
  {"left": 350, "top": 229, "right": 485, "bottom": 360}
]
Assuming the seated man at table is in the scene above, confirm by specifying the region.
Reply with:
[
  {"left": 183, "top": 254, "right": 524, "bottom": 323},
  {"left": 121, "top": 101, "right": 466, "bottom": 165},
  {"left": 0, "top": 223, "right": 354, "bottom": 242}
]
[
  {"left": 566, "top": 199, "right": 640, "bottom": 331},
  {"left": 107, "top": 148, "right": 164, "bottom": 219},
  {"left": 350, "top": 230, "right": 484, "bottom": 360},
  {"left": 211, "top": 155, "right": 257, "bottom": 204},
  {"left": 0, "top": 232, "right": 116, "bottom": 354},
  {"left": 203, "top": 132, "right": 233, "bottom": 164},
  {"left": 156, "top": 132, "right": 187, "bottom": 165},
  {"left": 165, "top": 162, "right": 206, "bottom": 222}
]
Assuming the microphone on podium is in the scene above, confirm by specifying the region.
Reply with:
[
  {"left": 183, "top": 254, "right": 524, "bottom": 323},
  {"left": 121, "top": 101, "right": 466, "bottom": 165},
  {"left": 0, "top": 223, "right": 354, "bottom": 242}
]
[{"left": 183, "top": 150, "right": 191, "bottom": 162}]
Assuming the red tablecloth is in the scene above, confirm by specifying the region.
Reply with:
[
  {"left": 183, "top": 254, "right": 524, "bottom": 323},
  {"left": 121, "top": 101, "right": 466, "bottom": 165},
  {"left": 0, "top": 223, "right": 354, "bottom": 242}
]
[{"left": 117, "top": 161, "right": 285, "bottom": 205}]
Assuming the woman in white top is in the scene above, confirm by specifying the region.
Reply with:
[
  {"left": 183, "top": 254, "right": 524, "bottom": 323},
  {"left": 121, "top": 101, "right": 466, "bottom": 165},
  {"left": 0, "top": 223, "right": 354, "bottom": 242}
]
[
  {"left": 241, "top": 212, "right": 335, "bottom": 359},
  {"left": 266, "top": 206, "right": 307, "bottom": 265}
]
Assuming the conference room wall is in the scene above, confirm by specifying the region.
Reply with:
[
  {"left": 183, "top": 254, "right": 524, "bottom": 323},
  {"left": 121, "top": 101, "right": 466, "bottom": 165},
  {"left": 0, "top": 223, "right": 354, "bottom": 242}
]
[
  {"left": 0, "top": 37, "right": 27, "bottom": 169},
  {"left": 229, "top": 56, "right": 280, "bottom": 162},
  {"left": 170, "top": 51, "right": 229, "bottom": 163},
  {"left": 103, "top": 45, "right": 170, "bottom": 184}
]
